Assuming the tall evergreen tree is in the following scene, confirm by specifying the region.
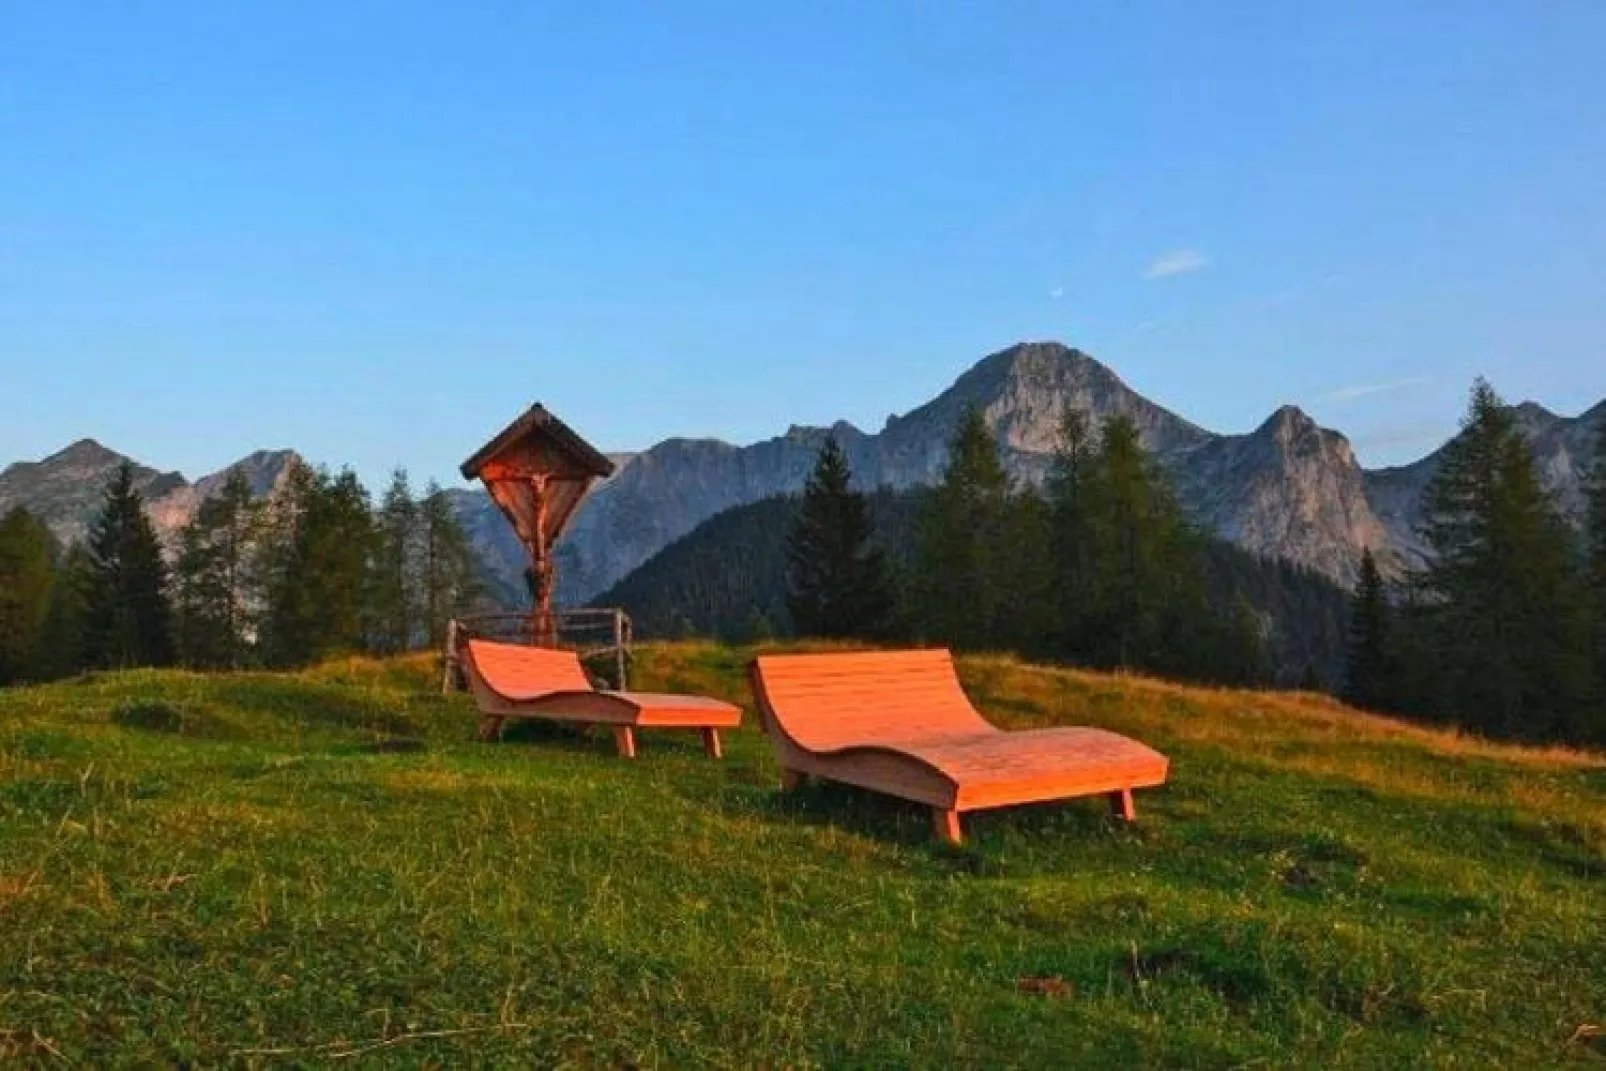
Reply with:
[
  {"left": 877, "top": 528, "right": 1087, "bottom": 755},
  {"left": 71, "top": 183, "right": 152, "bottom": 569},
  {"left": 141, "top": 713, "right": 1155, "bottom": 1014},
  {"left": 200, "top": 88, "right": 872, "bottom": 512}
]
[
  {"left": 1585, "top": 425, "right": 1606, "bottom": 725},
  {"left": 1046, "top": 407, "right": 1096, "bottom": 657},
  {"left": 259, "top": 464, "right": 376, "bottom": 665},
  {"left": 370, "top": 468, "right": 419, "bottom": 653},
  {"left": 1342, "top": 547, "right": 1394, "bottom": 711},
  {"left": 915, "top": 407, "right": 1014, "bottom": 650},
  {"left": 38, "top": 544, "right": 93, "bottom": 679},
  {"left": 0, "top": 507, "right": 57, "bottom": 684},
  {"left": 418, "top": 481, "right": 481, "bottom": 649},
  {"left": 81, "top": 463, "right": 174, "bottom": 669},
  {"left": 1412, "top": 378, "right": 1590, "bottom": 741},
  {"left": 785, "top": 437, "right": 895, "bottom": 639},
  {"left": 1078, "top": 414, "right": 1211, "bottom": 675},
  {"left": 173, "top": 468, "right": 262, "bottom": 667},
  {"left": 256, "top": 458, "right": 318, "bottom": 667}
]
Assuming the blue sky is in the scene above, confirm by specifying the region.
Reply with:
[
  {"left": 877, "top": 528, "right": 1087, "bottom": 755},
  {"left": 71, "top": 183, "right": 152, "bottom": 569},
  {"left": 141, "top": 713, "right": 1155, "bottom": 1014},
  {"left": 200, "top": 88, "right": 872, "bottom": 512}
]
[{"left": 2, "top": 1, "right": 1602, "bottom": 488}]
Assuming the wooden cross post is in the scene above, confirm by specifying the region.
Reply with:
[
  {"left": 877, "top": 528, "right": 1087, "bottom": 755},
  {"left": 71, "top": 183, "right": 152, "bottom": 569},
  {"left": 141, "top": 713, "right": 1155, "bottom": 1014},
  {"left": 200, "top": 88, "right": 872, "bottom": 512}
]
[{"left": 526, "top": 472, "right": 557, "bottom": 648}]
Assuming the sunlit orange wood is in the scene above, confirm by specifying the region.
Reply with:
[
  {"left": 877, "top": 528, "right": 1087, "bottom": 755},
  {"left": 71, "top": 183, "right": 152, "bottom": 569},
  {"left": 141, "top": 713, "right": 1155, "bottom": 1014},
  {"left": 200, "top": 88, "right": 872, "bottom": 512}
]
[
  {"left": 749, "top": 649, "right": 1169, "bottom": 844},
  {"left": 460, "top": 404, "right": 617, "bottom": 647},
  {"left": 464, "top": 639, "right": 741, "bottom": 758}
]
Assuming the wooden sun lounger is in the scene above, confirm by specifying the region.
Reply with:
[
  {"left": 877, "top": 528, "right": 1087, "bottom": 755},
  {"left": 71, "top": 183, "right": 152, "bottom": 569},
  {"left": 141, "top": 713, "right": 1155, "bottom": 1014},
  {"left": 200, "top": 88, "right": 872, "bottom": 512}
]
[
  {"left": 749, "top": 649, "right": 1169, "bottom": 844},
  {"left": 463, "top": 639, "right": 741, "bottom": 758}
]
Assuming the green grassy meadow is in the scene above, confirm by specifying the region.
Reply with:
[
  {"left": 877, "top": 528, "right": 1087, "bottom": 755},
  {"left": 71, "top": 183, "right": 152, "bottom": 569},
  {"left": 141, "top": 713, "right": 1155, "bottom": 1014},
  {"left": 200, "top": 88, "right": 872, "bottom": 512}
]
[{"left": 1, "top": 644, "right": 1602, "bottom": 1067}]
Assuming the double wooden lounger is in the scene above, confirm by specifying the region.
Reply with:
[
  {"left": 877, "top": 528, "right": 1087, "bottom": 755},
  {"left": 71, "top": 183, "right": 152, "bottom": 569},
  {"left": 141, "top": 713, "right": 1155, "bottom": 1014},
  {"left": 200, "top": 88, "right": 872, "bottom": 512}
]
[
  {"left": 463, "top": 639, "right": 1167, "bottom": 844},
  {"left": 462, "top": 639, "right": 742, "bottom": 758},
  {"left": 750, "top": 649, "right": 1168, "bottom": 844}
]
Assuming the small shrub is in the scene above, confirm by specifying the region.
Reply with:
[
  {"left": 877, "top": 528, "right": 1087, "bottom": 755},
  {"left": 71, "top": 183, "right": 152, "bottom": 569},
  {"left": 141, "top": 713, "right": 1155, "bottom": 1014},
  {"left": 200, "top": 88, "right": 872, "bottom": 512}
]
[{"left": 111, "top": 700, "right": 186, "bottom": 734}]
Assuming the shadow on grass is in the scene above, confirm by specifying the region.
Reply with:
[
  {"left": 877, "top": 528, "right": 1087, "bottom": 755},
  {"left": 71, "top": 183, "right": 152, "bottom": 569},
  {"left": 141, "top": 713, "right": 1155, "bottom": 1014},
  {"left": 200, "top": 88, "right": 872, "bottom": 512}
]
[
  {"left": 212, "top": 678, "right": 417, "bottom": 737},
  {"left": 708, "top": 775, "right": 1144, "bottom": 870},
  {"left": 490, "top": 719, "right": 725, "bottom": 761}
]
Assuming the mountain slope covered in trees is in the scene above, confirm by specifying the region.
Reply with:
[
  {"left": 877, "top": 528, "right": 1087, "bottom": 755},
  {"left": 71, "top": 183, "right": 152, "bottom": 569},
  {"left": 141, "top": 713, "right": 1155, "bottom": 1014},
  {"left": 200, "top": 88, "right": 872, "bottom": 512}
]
[{"left": 600, "top": 490, "right": 1351, "bottom": 687}]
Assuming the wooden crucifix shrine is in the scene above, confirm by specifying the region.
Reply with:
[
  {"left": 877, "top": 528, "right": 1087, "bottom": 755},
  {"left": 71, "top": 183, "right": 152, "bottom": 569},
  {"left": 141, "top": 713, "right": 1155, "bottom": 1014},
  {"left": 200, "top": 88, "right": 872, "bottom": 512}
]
[{"left": 460, "top": 404, "right": 615, "bottom": 647}]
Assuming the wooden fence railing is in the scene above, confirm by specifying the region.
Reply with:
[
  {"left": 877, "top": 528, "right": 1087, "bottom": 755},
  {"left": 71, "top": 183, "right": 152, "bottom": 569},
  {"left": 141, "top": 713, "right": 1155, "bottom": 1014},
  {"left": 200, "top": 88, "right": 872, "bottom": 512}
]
[{"left": 442, "top": 608, "right": 634, "bottom": 693}]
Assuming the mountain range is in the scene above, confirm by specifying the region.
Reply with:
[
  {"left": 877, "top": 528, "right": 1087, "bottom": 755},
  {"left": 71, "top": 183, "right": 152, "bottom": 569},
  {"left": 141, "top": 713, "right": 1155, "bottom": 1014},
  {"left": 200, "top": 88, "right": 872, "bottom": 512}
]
[{"left": 4, "top": 341, "right": 1601, "bottom": 601}]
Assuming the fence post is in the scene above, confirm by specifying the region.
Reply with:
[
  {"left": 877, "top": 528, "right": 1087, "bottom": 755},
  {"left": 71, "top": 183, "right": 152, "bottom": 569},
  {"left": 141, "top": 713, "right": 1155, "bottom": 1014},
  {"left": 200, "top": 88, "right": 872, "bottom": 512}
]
[
  {"left": 441, "top": 618, "right": 459, "bottom": 695},
  {"left": 614, "top": 611, "right": 627, "bottom": 690}
]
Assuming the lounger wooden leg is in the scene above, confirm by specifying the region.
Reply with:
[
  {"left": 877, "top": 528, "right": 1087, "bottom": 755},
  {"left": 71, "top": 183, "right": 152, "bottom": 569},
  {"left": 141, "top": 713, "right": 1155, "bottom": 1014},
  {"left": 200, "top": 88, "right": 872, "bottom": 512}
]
[
  {"left": 477, "top": 715, "right": 504, "bottom": 743},
  {"left": 932, "top": 808, "right": 963, "bottom": 845},
  {"left": 779, "top": 768, "right": 808, "bottom": 791},
  {"left": 1109, "top": 788, "right": 1136, "bottom": 822},
  {"left": 612, "top": 726, "right": 638, "bottom": 759},
  {"left": 700, "top": 728, "right": 723, "bottom": 759}
]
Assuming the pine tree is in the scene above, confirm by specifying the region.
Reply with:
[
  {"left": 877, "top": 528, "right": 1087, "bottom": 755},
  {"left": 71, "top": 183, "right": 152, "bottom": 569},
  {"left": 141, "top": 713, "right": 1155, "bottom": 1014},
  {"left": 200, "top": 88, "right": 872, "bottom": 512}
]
[
  {"left": 258, "top": 464, "right": 376, "bottom": 665},
  {"left": 785, "top": 437, "right": 895, "bottom": 639},
  {"left": 256, "top": 458, "right": 318, "bottom": 667},
  {"left": 915, "top": 408, "right": 1014, "bottom": 650},
  {"left": 81, "top": 463, "right": 174, "bottom": 669},
  {"left": 418, "top": 482, "right": 481, "bottom": 649},
  {"left": 1413, "top": 378, "right": 1590, "bottom": 741},
  {"left": 1342, "top": 547, "right": 1393, "bottom": 711},
  {"left": 1078, "top": 414, "right": 1211, "bottom": 675},
  {"left": 1584, "top": 424, "right": 1606, "bottom": 733},
  {"left": 370, "top": 468, "right": 419, "bottom": 653},
  {"left": 1046, "top": 407, "right": 1096, "bottom": 659},
  {"left": 306, "top": 469, "right": 377, "bottom": 658},
  {"left": 0, "top": 507, "right": 57, "bottom": 684},
  {"left": 37, "top": 544, "right": 93, "bottom": 679},
  {"left": 173, "top": 468, "right": 262, "bottom": 667},
  {"left": 1219, "top": 596, "right": 1270, "bottom": 687}
]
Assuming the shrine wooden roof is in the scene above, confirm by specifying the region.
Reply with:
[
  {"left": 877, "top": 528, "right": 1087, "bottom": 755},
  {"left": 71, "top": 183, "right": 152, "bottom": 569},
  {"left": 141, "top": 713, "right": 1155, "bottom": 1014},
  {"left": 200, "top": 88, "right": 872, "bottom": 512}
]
[{"left": 459, "top": 403, "right": 616, "bottom": 482}]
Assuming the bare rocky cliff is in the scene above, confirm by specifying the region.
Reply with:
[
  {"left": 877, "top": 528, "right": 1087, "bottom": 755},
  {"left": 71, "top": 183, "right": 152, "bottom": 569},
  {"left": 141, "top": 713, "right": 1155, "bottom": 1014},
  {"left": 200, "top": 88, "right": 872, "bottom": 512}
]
[{"left": 0, "top": 442, "right": 302, "bottom": 551}]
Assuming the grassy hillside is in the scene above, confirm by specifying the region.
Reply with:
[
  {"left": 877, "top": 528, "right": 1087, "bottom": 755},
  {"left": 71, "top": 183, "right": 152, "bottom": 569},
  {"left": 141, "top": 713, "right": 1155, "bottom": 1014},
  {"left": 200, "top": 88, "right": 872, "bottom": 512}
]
[{"left": 1, "top": 646, "right": 1602, "bottom": 1066}]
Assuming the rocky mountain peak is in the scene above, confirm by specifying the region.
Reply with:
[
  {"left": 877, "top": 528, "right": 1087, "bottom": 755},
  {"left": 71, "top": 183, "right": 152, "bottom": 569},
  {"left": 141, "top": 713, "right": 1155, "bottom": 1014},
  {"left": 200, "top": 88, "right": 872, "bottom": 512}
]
[
  {"left": 48, "top": 438, "right": 127, "bottom": 467},
  {"left": 1254, "top": 405, "right": 1327, "bottom": 447}
]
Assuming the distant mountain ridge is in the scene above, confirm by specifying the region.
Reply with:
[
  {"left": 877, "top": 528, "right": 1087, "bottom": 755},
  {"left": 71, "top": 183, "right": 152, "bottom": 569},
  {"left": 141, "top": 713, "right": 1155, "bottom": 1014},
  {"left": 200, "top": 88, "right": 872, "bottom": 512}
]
[
  {"left": 4, "top": 341, "right": 1601, "bottom": 600},
  {"left": 557, "top": 342, "right": 1603, "bottom": 599},
  {"left": 0, "top": 443, "right": 303, "bottom": 551}
]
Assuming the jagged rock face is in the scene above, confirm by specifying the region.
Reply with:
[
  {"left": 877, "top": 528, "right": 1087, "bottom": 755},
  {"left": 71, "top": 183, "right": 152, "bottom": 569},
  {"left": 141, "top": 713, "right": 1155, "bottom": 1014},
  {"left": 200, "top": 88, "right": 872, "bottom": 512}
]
[
  {"left": 0, "top": 441, "right": 301, "bottom": 551},
  {"left": 1363, "top": 399, "right": 1606, "bottom": 568},
  {"left": 144, "top": 450, "right": 304, "bottom": 548},
  {"left": 553, "top": 342, "right": 1377, "bottom": 601},
  {"left": 0, "top": 440, "right": 186, "bottom": 547},
  {"left": 1174, "top": 407, "right": 1392, "bottom": 581}
]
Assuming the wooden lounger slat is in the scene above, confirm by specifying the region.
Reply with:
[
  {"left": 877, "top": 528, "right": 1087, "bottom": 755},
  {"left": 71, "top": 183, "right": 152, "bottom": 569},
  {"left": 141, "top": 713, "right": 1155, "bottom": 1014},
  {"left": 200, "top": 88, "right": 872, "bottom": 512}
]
[
  {"left": 750, "top": 649, "right": 1168, "bottom": 844},
  {"left": 464, "top": 639, "right": 740, "bottom": 757}
]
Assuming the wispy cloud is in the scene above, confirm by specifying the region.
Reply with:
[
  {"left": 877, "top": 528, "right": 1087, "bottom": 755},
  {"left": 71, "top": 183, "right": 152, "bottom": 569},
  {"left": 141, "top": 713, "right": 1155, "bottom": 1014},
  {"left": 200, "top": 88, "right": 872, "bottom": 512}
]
[
  {"left": 1320, "top": 376, "right": 1428, "bottom": 404},
  {"left": 1144, "top": 249, "right": 1208, "bottom": 280}
]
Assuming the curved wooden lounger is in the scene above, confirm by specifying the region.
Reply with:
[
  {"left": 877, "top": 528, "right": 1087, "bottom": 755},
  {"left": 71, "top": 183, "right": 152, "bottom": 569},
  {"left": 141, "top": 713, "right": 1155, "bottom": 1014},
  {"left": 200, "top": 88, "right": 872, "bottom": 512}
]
[
  {"left": 749, "top": 649, "right": 1169, "bottom": 844},
  {"left": 463, "top": 639, "right": 741, "bottom": 758}
]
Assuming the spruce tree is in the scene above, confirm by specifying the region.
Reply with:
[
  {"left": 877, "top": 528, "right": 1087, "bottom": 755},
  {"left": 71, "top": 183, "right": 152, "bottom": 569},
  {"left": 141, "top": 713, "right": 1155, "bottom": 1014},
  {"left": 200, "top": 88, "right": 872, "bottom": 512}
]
[
  {"left": 418, "top": 482, "right": 481, "bottom": 648},
  {"left": 1414, "top": 378, "right": 1590, "bottom": 741},
  {"left": 82, "top": 463, "right": 174, "bottom": 669},
  {"left": 785, "top": 437, "right": 895, "bottom": 639},
  {"left": 1078, "top": 414, "right": 1211, "bottom": 675},
  {"left": 370, "top": 468, "right": 419, "bottom": 653},
  {"left": 38, "top": 544, "right": 93, "bottom": 679},
  {"left": 915, "top": 408, "right": 1013, "bottom": 650},
  {"left": 173, "top": 468, "right": 261, "bottom": 667},
  {"left": 1046, "top": 407, "right": 1095, "bottom": 659},
  {"left": 0, "top": 507, "right": 57, "bottom": 684},
  {"left": 257, "top": 459, "right": 318, "bottom": 667},
  {"left": 1342, "top": 547, "right": 1393, "bottom": 711},
  {"left": 258, "top": 464, "right": 376, "bottom": 665},
  {"left": 1585, "top": 424, "right": 1606, "bottom": 730}
]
